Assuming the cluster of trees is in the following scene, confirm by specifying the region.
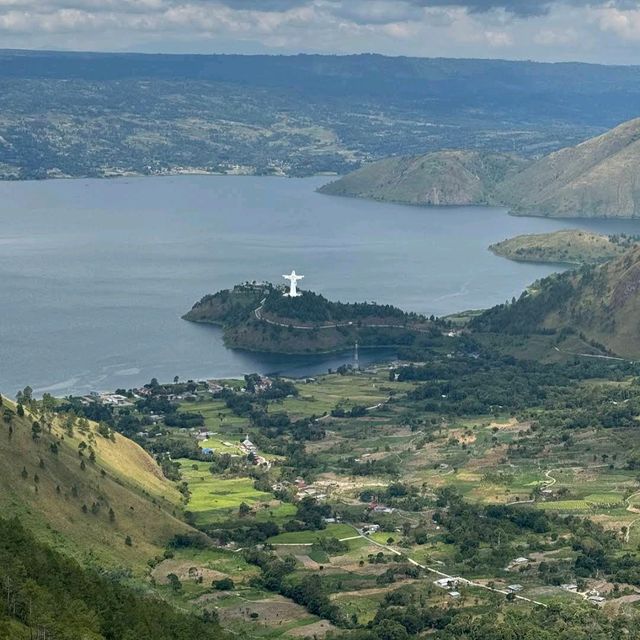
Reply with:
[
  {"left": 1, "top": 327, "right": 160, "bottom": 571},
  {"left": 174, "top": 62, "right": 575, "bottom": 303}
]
[
  {"left": 244, "top": 549, "right": 347, "bottom": 626},
  {"left": 164, "top": 411, "right": 205, "bottom": 429},
  {"left": 332, "top": 405, "right": 368, "bottom": 418},
  {"left": 394, "top": 352, "right": 640, "bottom": 418},
  {"left": 262, "top": 289, "right": 417, "bottom": 324},
  {"left": 243, "top": 374, "right": 298, "bottom": 400},
  {"left": 216, "top": 387, "right": 324, "bottom": 446},
  {"left": 345, "top": 456, "right": 400, "bottom": 478},
  {"left": 0, "top": 518, "right": 222, "bottom": 640},
  {"left": 431, "top": 489, "right": 554, "bottom": 570},
  {"left": 470, "top": 270, "right": 577, "bottom": 335},
  {"left": 360, "top": 483, "right": 430, "bottom": 512}
]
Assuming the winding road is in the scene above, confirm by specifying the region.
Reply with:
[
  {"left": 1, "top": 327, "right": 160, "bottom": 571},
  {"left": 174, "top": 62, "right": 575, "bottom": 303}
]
[
  {"left": 345, "top": 524, "right": 548, "bottom": 608},
  {"left": 254, "top": 299, "right": 433, "bottom": 333}
]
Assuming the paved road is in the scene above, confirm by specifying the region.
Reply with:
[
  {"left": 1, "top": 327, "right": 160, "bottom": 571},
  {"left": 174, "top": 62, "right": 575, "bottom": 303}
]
[
  {"left": 553, "top": 346, "right": 629, "bottom": 362},
  {"left": 254, "top": 299, "right": 432, "bottom": 333},
  {"left": 345, "top": 524, "right": 548, "bottom": 608}
]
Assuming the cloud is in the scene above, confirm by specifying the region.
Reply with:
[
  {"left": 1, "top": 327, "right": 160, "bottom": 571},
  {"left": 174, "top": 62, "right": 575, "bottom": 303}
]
[
  {"left": 0, "top": 0, "right": 637, "bottom": 64},
  {"left": 591, "top": 5, "right": 640, "bottom": 41}
]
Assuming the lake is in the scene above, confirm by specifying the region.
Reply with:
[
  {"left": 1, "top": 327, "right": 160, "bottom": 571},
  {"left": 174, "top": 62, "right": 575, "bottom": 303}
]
[{"left": 3, "top": 175, "right": 640, "bottom": 397}]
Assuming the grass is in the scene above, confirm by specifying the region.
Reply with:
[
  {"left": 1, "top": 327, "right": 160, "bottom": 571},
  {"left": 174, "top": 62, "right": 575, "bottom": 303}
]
[
  {"left": 178, "top": 460, "right": 273, "bottom": 525},
  {"left": 267, "top": 524, "right": 356, "bottom": 544},
  {"left": 0, "top": 403, "right": 190, "bottom": 574},
  {"left": 179, "top": 398, "right": 247, "bottom": 434},
  {"left": 584, "top": 493, "right": 625, "bottom": 506},
  {"left": 536, "top": 500, "right": 591, "bottom": 511},
  {"left": 333, "top": 592, "right": 386, "bottom": 624},
  {"left": 198, "top": 437, "right": 243, "bottom": 454},
  {"left": 281, "top": 374, "right": 403, "bottom": 418}
]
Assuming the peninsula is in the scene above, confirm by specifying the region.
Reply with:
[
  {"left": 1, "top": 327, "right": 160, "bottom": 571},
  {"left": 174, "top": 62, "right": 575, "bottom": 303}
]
[
  {"left": 489, "top": 230, "right": 639, "bottom": 266},
  {"left": 321, "top": 117, "right": 640, "bottom": 219},
  {"left": 183, "top": 283, "right": 441, "bottom": 354}
]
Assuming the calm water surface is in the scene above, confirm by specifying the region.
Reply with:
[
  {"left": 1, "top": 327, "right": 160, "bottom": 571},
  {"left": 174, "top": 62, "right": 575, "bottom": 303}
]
[{"left": 3, "top": 175, "right": 640, "bottom": 396}]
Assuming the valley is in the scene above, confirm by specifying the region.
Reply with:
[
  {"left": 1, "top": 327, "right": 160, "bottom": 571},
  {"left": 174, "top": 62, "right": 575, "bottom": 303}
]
[
  {"left": 11, "top": 317, "right": 640, "bottom": 637},
  {"left": 5, "top": 14, "right": 640, "bottom": 638},
  {"left": 2, "top": 51, "right": 636, "bottom": 182}
]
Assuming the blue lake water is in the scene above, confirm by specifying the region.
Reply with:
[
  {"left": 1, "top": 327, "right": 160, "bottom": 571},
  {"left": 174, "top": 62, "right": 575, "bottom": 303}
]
[{"left": 2, "top": 175, "right": 640, "bottom": 396}]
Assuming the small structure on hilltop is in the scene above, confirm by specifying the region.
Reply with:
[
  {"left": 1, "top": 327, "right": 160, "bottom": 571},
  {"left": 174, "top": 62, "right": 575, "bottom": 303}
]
[{"left": 283, "top": 270, "right": 304, "bottom": 297}]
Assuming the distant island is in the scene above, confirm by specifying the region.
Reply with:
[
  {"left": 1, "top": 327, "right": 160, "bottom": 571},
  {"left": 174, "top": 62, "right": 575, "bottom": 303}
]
[
  {"left": 489, "top": 230, "right": 639, "bottom": 266},
  {"left": 321, "top": 117, "right": 640, "bottom": 219},
  {"left": 183, "top": 283, "right": 443, "bottom": 354}
]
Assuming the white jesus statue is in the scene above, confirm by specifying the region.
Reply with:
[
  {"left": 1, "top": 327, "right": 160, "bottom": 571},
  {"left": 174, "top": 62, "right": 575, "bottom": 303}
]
[{"left": 283, "top": 270, "right": 304, "bottom": 297}]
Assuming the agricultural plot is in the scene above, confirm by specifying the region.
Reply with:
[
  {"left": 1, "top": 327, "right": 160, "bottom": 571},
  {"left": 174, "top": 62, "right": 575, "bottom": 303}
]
[
  {"left": 267, "top": 524, "right": 357, "bottom": 544},
  {"left": 178, "top": 460, "right": 274, "bottom": 524},
  {"left": 283, "top": 373, "right": 406, "bottom": 418},
  {"left": 179, "top": 398, "right": 248, "bottom": 434}
]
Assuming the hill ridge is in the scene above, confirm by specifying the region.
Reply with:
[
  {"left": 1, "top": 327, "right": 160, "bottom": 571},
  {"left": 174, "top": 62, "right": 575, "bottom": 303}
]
[
  {"left": 472, "top": 245, "right": 640, "bottom": 357},
  {"left": 323, "top": 116, "right": 640, "bottom": 218}
]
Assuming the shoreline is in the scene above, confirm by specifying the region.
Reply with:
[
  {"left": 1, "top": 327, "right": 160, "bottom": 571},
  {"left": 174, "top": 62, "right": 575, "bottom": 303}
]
[
  {"left": 26, "top": 347, "right": 398, "bottom": 399},
  {"left": 0, "top": 170, "right": 341, "bottom": 185}
]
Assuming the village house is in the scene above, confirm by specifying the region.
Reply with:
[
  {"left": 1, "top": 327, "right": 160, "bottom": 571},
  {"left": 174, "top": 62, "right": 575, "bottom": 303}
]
[{"left": 434, "top": 578, "right": 462, "bottom": 589}]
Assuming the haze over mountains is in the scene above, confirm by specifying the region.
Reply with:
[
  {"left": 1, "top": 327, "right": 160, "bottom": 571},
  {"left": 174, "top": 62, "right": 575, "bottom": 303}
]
[
  {"left": 4, "top": 50, "right": 640, "bottom": 180},
  {"left": 323, "top": 118, "right": 640, "bottom": 218}
]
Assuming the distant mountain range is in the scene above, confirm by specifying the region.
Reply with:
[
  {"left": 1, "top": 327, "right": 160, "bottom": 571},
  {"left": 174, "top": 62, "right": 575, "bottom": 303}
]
[
  {"left": 321, "top": 118, "right": 640, "bottom": 218},
  {"left": 5, "top": 50, "right": 640, "bottom": 179}
]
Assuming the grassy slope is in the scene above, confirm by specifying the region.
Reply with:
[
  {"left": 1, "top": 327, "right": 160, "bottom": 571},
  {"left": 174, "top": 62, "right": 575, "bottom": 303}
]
[
  {"left": 319, "top": 150, "right": 526, "bottom": 206},
  {"left": 0, "top": 399, "right": 191, "bottom": 574},
  {"left": 498, "top": 117, "right": 640, "bottom": 218},
  {"left": 489, "top": 229, "right": 629, "bottom": 265},
  {"left": 476, "top": 245, "right": 640, "bottom": 358},
  {"left": 321, "top": 117, "right": 640, "bottom": 219}
]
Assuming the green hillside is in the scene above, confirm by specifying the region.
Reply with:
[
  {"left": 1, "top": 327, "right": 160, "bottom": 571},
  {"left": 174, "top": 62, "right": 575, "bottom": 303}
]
[
  {"left": 0, "top": 518, "right": 224, "bottom": 640},
  {"left": 319, "top": 150, "right": 526, "bottom": 206},
  {"left": 472, "top": 244, "right": 640, "bottom": 358},
  {"left": 489, "top": 229, "right": 638, "bottom": 265},
  {"left": 498, "top": 117, "right": 640, "bottom": 218},
  {"left": 0, "top": 395, "right": 191, "bottom": 574},
  {"left": 321, "top": 117, "right": 640, "bottom": 219}
]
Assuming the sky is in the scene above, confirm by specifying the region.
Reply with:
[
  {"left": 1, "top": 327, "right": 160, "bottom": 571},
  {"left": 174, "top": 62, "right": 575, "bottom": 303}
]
[{"left": 1, "top": 1, "right": 640, "bottom": 64}]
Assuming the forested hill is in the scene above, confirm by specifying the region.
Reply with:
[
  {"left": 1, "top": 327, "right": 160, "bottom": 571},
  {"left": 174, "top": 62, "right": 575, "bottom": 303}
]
[
  {"left": 489, "top": 230, "right": 638, "bottom": 265},
  {"left": 4, "top": 50, "right": 640, "bottom": 179},
  {"left": 0, "top": 518, "right": 224, "bottom": 640},
  {"left": 472, "top": 245, "right": 640, "bottom": 358},
  {"left": 183, "top": 283, "right": 442, "bottom": 354}
]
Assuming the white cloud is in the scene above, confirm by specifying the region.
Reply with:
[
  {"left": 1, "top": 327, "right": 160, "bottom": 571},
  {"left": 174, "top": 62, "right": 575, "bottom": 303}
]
[
  {"left": 0, "top": 0, "right": 636, "bottom": 63},
  {"left": 591, "top": 5, "right": 640, "bottom": 41}
]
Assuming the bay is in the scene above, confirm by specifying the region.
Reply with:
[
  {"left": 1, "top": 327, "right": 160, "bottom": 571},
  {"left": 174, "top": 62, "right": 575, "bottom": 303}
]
[{"left": 1, "top": 175, "right": 640, "bottom": 396}]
